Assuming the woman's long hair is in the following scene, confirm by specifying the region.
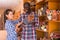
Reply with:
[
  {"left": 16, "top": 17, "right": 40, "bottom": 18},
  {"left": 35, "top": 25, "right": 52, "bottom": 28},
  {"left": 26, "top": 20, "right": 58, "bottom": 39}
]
[{"left": 4, "top": 9, "right": 14, "bottom": 23}]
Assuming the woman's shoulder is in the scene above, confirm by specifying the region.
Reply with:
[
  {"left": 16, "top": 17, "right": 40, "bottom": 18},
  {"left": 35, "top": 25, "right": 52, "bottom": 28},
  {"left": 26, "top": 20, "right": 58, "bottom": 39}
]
[
  {"left": 5, "top": 20, "right": 15, "bottom": 29},
  {"left": 5, "top": 20, "right": 11, "bottom": 29},
  {"left": 5, "top": 20, "right": 12, "bottom": 26}
]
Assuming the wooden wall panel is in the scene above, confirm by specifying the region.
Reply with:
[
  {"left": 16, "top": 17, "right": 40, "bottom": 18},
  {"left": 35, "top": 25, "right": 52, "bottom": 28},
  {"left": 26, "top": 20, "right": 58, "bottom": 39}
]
[
  {"left": 24, "top": 0, "right": 31, "bottom": 3},
  {"left": 48, "top": 0, "right": 60, "bottom": 2},
  {"left": 48, "top": 2, "right": 59, "bottom": 10},
  {"left": 48, "top": 21, "right": 60, "bottom": 35},
  {"left": 0, "top": 9, "right": 5, "bottom": 30},
  {"left": 58, "top": 3, "right": 60, "bottom": 10}
]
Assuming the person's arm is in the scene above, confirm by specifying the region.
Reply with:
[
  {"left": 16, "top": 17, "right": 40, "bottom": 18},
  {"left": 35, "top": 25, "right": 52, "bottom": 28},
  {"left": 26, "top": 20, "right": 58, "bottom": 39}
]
[
  {"left": 13, "top": 14, "right": 22, "bottom": 25},
  {"left": 15, "top": 22, "right": 23, "bottom": 33},
  {"left": 34, "top": 13, "right": 39, "bottom": 29}
]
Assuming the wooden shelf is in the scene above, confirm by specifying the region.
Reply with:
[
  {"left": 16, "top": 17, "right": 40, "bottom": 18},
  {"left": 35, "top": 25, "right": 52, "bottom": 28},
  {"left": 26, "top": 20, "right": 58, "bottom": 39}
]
[
  {"left": 36, "top": 0, "right": 48, "bottom": 5},
  {"left": 48, "top": 0, "right": 60, "bottom": 2},
  {"left": 39, "top": 15, "right": 47, "bottom": 22},
  {"left": 23, "top": 0, "right": 31, "bottom": 3},
  {"left": 35, "top": 0, "right": 48, "bottom": 11},
  {"left": 36, "top": 29, "right": 45, "bottom": 40},
  {"left": 36, "top": 1, "right": 48, "bottom": 5},
  {"left": 36, "top": 29, "right": 48, "bottom": 32}
]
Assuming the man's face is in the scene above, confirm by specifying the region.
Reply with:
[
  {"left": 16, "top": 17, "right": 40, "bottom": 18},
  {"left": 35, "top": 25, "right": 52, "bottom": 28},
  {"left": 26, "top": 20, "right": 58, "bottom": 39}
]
[{"left": 24, "top": 4, "right": 30, "bottom": 10}]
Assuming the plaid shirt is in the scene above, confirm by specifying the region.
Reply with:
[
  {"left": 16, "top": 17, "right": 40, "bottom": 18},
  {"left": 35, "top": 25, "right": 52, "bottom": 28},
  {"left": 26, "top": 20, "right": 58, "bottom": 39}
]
[
  {"left": 5, "top": 20, "right": 17, "bottom": 40},
  {"left": 19, "top": 12, "right": 39, "bottom": 40}
]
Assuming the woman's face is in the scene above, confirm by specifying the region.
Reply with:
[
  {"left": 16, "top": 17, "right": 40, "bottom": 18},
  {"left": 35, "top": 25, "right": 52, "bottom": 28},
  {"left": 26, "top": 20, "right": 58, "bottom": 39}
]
[{"left": 6, "top": 11, "right": 14, "bottom": 20}]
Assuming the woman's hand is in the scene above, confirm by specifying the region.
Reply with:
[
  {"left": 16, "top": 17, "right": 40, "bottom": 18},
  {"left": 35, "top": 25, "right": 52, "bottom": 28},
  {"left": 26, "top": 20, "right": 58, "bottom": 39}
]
[
  {"left": 15, "top": 22, "right": 23, "bottom": 32},
  {"left": 16, "top": 22, "right": 23, "bottom": 27}
]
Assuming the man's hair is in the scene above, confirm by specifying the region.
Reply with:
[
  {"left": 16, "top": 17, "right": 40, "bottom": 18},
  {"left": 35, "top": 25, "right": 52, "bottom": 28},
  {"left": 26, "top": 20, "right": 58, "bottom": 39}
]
[{"left": 24, "top": 2, "right": 30, "bottom": 8}]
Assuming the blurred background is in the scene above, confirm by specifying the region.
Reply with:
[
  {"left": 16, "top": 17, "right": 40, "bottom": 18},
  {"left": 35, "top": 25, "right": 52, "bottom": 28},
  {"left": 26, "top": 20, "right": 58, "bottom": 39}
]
[{"left": 0, "top": 0, "right": 60, "bottom": 40}]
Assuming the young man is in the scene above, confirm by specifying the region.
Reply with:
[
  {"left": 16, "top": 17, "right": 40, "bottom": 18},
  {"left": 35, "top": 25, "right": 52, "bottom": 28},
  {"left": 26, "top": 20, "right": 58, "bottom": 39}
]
[{"left": 19, "top": 2, "right": 39, "bottom": 40}]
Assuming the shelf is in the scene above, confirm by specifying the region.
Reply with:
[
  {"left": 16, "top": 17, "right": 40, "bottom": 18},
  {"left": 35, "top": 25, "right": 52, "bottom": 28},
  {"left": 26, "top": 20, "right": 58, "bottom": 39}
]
[
  {"left": 48, "top": 0, "right": 60, "bottom": 2},
  {"left": 35, "top": 0, "right": 48, "bottom": 10},
  {"left": 36, "top": 29, "right": 48, "bottom": 32},
  {"left": 39, "top": 15, "right": 47, "bottom": 22},
  {"left": 36, "top": 29, "right": 45, "bottom": 40},
  {"left": 36, "top": 1, "right": 48, "bottom": 5},
  {"left": 48, "top": 20, "right": 60, "bottom": 22},
  {"left": 36, "top": 29, "right": 48, "bottom": 40}
]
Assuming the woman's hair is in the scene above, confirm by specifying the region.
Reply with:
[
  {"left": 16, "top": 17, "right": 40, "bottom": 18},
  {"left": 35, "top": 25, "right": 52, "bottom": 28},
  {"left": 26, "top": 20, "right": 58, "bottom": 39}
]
[
  {"left": 4, "top": 9, "right": 14, "bottom": 23},
  {"left": 24, "top": 2, "right": 31, "bottom": 14}
]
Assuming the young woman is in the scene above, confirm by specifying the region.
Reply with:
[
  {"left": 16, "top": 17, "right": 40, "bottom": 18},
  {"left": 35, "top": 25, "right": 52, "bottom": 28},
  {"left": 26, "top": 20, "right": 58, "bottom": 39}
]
[{"left": 4, "top": 9, "right": 22, "bottom": 40}]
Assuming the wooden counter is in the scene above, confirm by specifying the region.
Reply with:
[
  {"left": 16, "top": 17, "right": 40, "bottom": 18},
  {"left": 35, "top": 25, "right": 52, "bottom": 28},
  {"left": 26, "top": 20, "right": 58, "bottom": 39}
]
[{"left": 36, "top": 29, "right": 48, "bottom": 40}]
